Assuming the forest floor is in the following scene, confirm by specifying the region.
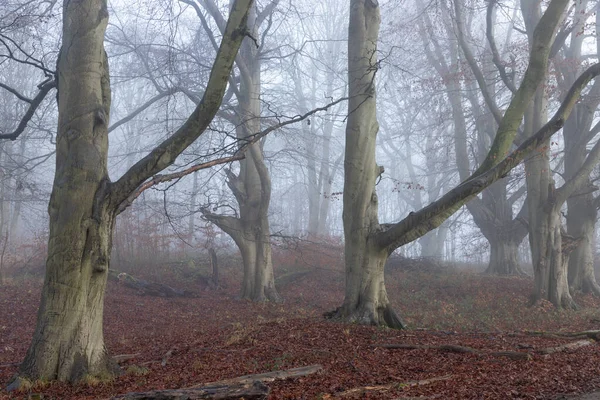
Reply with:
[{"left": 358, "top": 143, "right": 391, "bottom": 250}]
[{"left": 2, "top": 254, "right": 600, "bottom": 399}]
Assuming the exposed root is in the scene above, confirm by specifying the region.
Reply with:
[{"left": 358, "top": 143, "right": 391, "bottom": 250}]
[{"left": 324, "top": 303, "right": 406, "bottom": 329}]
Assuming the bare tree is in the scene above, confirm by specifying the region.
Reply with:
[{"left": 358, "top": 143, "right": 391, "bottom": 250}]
[
  {"left": 7, "top": 0, "right": 253, "bottom": 387},
  {"left": 327, "top": 0, "right": 589, "bottom": 327}
]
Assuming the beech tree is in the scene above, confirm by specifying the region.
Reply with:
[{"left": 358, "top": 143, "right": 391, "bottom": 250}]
[
  {"left": 6, "top": 0, "right": 253, "bottom": 386},
  {"left": 327, "top": 0, "right": 598, "bottom": 327},
  {"left": 182, "top": 0, "right": 282, "bottom": 302}
]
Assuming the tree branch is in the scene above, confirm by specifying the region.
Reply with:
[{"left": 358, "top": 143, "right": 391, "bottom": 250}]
[
  {"left": 375, "top": 62, "right": 600, "bottom": 251},
  {"left": 116, "top": 154, "right": 245, "bottom": 214},
  {"left": 110, "top": 0, "right": 253, "bottom": 208},
  {"left": 0, "top": 79, "right": 56, "bottom": 141}
]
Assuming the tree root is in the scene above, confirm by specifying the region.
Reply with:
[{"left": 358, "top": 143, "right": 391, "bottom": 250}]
[
  {"left": 324, "top": 303, "right": 406, "bottom": 329},
  {"left": 334, "top": 374, "right": 452, "bottom": 397}
]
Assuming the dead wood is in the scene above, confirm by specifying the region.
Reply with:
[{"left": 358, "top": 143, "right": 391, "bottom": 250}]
[
  {"left": 111, "top": 380, "right": 268, "bottom": 399},
  {"left": 161, "top": 348, "right": 175, "bottom": 366},
  {"left": 115, "top": 272, "right": 196, "bottom": 298},
  {"left": 523, "top": 330, "right": 600, "bottom": 340},
  {"left": 375, "top": 338, "right": 592, "bottom": 360},
  {"left": 196, "top": 364, "right": 323, "bottom": 387},
  {"left": 112, "top": 365, "right": 321, "bottom": 399},
  {"left": 0, "top": 362, "right": 19, "bottom": 369},
  {"left": 275, "top": 269, "right": 312, "bottom": 288},
  {"left": 335, "top": 374, "right": 452, "bottom": 397},
  {"left": 113, "top": 353, "right": 141, "bottom": 363},
  {"left": 538, "top": 339, "right": 592, "bottom": 354}
]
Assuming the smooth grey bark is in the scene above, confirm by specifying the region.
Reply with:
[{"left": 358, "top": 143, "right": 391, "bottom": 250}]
[
  {"left": 330, "top": 0, "right": 581, "bottom": 327},
  {"left": 327, "top": 0, "right": 404, "bottom": 328},
  {"left": 439, "top": 0, "right": 527, "bottom": 274},
  {"left": 563, "top": 0, "right": 600, "bottom": 295},
  {"left": 520, "top": 2, "right": 600, "bottom": 308},
  {"left": 10, "top": 0, "right": 252, "bottom": 386},
  {"left": 201, "top": 1, "right": 280, "bottom": 302}
]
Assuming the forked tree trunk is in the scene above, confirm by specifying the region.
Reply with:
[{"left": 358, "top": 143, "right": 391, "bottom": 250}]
[
  {"left": 9, "top": 0, "right": 252, "bottom": 386},
  {"left": 334, "top": 192, "right": 404, "bottom": 328},
  {"left": 326, "top": 0, "right": 403, "bottom": 329},
  {"left": 203, "top": 3, "right": 279, "bottom": 302},
  {"left": 15, "top": 0, "right": 117, "bottom": 382}
]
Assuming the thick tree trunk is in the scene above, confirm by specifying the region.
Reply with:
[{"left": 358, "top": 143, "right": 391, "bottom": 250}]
[
  {"left": 530, "top": 204, "right": 576, "bottom": 308},
  {"left": 19, "top": 212, "right": 119, "bottom": 382},
  {"left": 486, "top": 233, "right": 523, "bottom": 275},
  {"left": 8, "top": 0, "right": 251, "bottom": 387},
  {"left": 203, "top": 4, "right": 279, "bottom": 302},
  {"left": 562, "top": 0, "right": 600, "bottom": 296},
  {"left": 333, "top": 195, "right": 404, "bottom": 328},
  {"left": 236, "top": 219, "right": 279, "bottom": 302},
  {"left": 327, "top": 0, "right": 403, "bottom": 328},
  {"left": 567, "top": 197, "right": 600, "bottom": 295},
  {"left": 14, "top": 0, "right": 117, "bottom": 382}
]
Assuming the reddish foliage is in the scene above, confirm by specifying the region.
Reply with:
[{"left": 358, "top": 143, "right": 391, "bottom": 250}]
[{"left": 2, "top": 260, "right": 600, "bottom": 399}]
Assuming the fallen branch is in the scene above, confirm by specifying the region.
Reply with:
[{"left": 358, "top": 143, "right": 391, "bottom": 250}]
[
  {"left": 375, "top": 338, "right": 593, "bottom": 360},
  {"left": 112, "top": 365, "right": 322, "bottom": 400},
  {"left": 335, "top": 374, "right": 452, "bottom": 397},
  {"left": 538, "top": 339, "right": 593, "bottom": 355},
  {"left": 112, "top": 380, "right": 268, "bottom": 400},
  {"left": 196, "top": 364, "right": 323, "bottom": 387},
  {"left": 523, "top": 330, "right": 600, "bottom": 341},
  {"left": 374, "top": 344, "right": 530, "bottom": 360},
  {"left": 113, "top": 353, "right": 141, "bottom": 364},
  {"left": 161, "top": 348, "right": 175, "bottom": 367}
]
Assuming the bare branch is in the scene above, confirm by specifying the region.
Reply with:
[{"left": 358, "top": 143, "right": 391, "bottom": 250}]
[
  {"left": 0, "top": 79, "right": 56, "bottom": 141},
  {"left": 376, "top": 62, "right": 600, "bottom": 251}
]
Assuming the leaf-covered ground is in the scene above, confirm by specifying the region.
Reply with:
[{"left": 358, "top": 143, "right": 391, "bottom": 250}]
[{"left": 2, "top": 256, "right": 600, "bottom": 399}]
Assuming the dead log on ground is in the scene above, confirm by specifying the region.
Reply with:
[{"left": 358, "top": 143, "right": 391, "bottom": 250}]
[
  {"left": 538, "top": 339, "right": 592, "bottom": 354},
  {"left": 336, "top": 374, "right": 452, "bottom": 397},
  {"left": 113, "top": 353, "right": 142, "bottom": 363},
  {"left": 116, "top": 272, "right": 196, "bottom": 298},
  {"left": 195, "top": 364, "right": 323, "bottom": 387},
  {"left": 374, "top": 343, "right": 530, "bottom": 360},
  {"left": 375, "top": 339, "right": 593, "bottom": 360},
  {"left": 112, "top": 381, "right": 268, "bottom": 400},
  {"left": 112, "top": 365, "right": 322, "bottom": 400},
  {"left": 522, "top": 330, "right": 600, "bottom": 341}
]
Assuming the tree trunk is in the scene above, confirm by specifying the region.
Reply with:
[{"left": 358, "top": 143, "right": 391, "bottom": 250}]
[
  {"left": 326, "top": 0, "right": 403, "bottom": 329},
  {"left": 202, "top": 4, "right": 280, "bottom": 302},
  {"left": 529, "top": 202, "right": 576, "bottom": 308},
  {"left": 15, "top": 0, "right": 117, "bottom": 382},
  {"left": 9, "top": 0, "right": 252, "bottom": 386},
  {"left": 235, "top": 219, "right": 279, "bottom": 302},
  {"left": 560, "top": 1, "right": 600, "bottom": 296},
  {"left": 334, "top": 195, "right": 404, "bottom": 328},
  {"left": 486, "top": 233, "right": 522, "bottom": 275},
  {"left": 567, "top": 196, "right": 600, "bottom": 295}
]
